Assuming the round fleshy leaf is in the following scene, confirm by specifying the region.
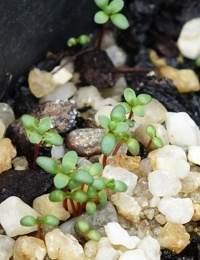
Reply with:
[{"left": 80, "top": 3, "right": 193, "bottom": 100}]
[
  {"left": 101, "top": 133, "right": 117, "bottom": 155},
  {"left": 87, "top": 186, "right": 97, "bottom": 199},
  {"left": 120, "top": 102, "right": 131, "bottom": 114},
  {"left": 146, "top": 125, "right": 156, "bottom": 138},
  {"left": 67, "top": 37, "right": 77, "bottom": 47},
  {"left": 126, "top": 138, "right": 140, "bottom": 155},
  {"left": 36, "top": 156, "right": 60, "bottom": 174},
  {"left": 67, "top": 179, "right": 82, "bottom": 190},
  {"left": 78, "top": 35, "right": 90, "bottom": 45},
  {"left": 113, "top": 122, "right": 129, "bottom": 133},
  {"left": 94, "top": 11, "right": 109, "bottom": 24},
  {"left": 89, "top": 163, "right": 103, "bottom": 176},
  {"left": 98, "top": 115, "right": 110, "bottom": 130},
  {"left": 21, "top": 114, "right": 38, "bottom": 131},
  {"left": 94, "top": 0, "right": 109, "bottom": 10},
  {"left": 132, "top": 105, "right": 145, "bottom": 117},
  {"left": 29, "top": 132, "right": 43, "bottom": 144},
  {"left": 125, "top": 119, "right": 134, "bottom": 127},
  {"left": 97, "top": 190, "right": 107, "bottom": 206},
  {"left": 87, "top": 230, "right": 101, "bottom": 242},
  {"left": 113, "top": 180, "right": 127, "bottom": 192},
  {"left": 62, "top": 151, "right": 78, "bottom": 173},
  {"left": 105, "top": 179, "right": 115, "bottom": 189},
  {"left": 54, "top": 173, "right": 69, "bottom": 189},
  {"left": 49, "top": 190, "right": 66, "bottom": 202},
  {"left": 124, "top": 88, "right": 137, "bottom": 106},
  {"left": 110, "top": 13, "right": 129, "bottom": 29},
  {"left": 110, "top": 104, "right": 126, "bottom": 122},
  {"left": 109, "top": 121, "right": 116, "bottom": 131},
  {"left": 152, "top": 137, "right": 164, "bottom": 148},
  {"left": 37, "top": 117, "right": 51, "bottom": 135},
  {"left": 20, "top": 216, "right": 36, "bottom": 227},
  {"left": 91, "top": 177, "right": 106, "bottom": 190},
  {"left": 43, "top": 215, "right": 59, "bottom": 226},
  {"left": 137, "top": 94, "right": 152, "bottom": 105},
  {"left": 71, "top": 190, "right": 88, "bottom": 203},
  {"left": 86, "top": 201, "right": 97, "bottom": 215},
  {"left": 71, "top": 169, "right": 93, "bottom": 185},
  {"left": 106, "top": 0, "right": 124, "bottom": 14},
  {"left": 77, "top": 219, "right": 89, "bottom": 233},
  {"left": 44, "top": 132, "right": 63, "bottom": 146}
]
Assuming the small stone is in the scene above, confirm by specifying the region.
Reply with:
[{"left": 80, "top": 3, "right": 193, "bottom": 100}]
[
  {"left": 177, "top": 18, "right": 200, "bottom": 59},
  {"left": 66, "top": 128, "right": 107, "bottom": 156},
  {"left": 148, "top": 170, "right": 182, "bottom": 197},
  {"left": 0, "top": 235, "right": 15, "bottom": 260},
  {"left": 192, "top": 204, "right": 200, "bottom": 221},
  {"left": 105, "top": 222, "right": 138, "bottom": 249},
  {"left": 13, "top": 236, "right": 46, "bottom": 260},
  {"left": 143, "top": 209, "right": 155, "bottom": 220},
  {"left": 165, "top": 112, "right": 200, "bottom": 147},
  {"left": 84, "top": 240, "right": 98, "bottom": 260},
  {"left": 111, "top": 193, "right": 141, "bottom": 223},
  {"left": 51, "top": 66, "right": 72, "bottom": 85},
  {"left": 105, "top": 45, "right": 127, "bottom": 67},
  {"left": 108, "top": 154, "right": 141, "bottom": 172},
  {"left": 51, "top": 144, "right": 66, "bottom": 160},
  {"left": 45, "top": 228, "right": 85, "bottom": 260},
  {"left": 119, "top": 249, "right": 147, "bottom": 260},
  {"left": 95, "top": 237, "right": 120, "bottom": 260},
  {"left": 157, "top": 222, "right": 190, "bottom": 254},
  {"left": 103, "top": 165, "right": 138, "bottom": 195},
  {"left": 180, "top": 171, "right": 200, "bottom": 193},
  {"left": 149, "top": 197, "right": 160, "bottom": 208},
  {"left": 0, "top": 103, "right": 15, "bottom": 128},
  {"left": 28, "top": 68, "right": 56, "bottom": 98},
  {"left": 134, "top": 177, "right": 153, "bottom": 200},
  {"left": 0, "top": 138, "right": 17, "bottom": 174},
  {"left": 157, "top": 197, "right": 194, "bottom": 224},
  {"left": 137, "top": 236, "right": 161, "bottom": 260},
  {"left": 33, "top": 194, "right": 70, "bottom": 221},
  {"left": 40, "top": 82, "right": 77, "bottom": 103},
  {"left": 155, "top": 214, "right": 167, "bottom": 225},
  {"left": 0, "top": 120, "right": 5, "bottom": 139},
  {"left": 12, "top": 156, "right": 29, "bottom": 170},
  {"left": 0, "top": 196, "right": 40, "bottom": 237},
  {"left": 95, "top": 105, "right": 115, "bottom": 126},
  {"left": 188, "top": 146, "right": 200, "bottom": 165}
]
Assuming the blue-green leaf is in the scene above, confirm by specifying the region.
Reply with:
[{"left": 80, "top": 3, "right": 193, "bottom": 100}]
[
  {"left": 94, "top": 0, "right": 109, "bottom": 10},
  {"left": 49, "top": 190, "right": 66, "bottom": 202},
  {"left": 107, "top": 0, "right": 124, "bottom": 14},
  {"left": 94, "top": 11, "right": 109, "bottom": 24},
  {"left": 36, "top": 156, "right": 60, "bottom": 174},
  {"left": 89, "top": 163, "right": 103, "bottom": 176},
  {"left": 132, "top": 105, "right": 145, "bottom": 117},
  {"left": 126, "top": 138, "right": 140, "bottom": 155},
  {"left": 113, "top": 122, "right": 129, "bottom": 133},
  {"left": 54, "top": 173, "right": 69, "bottom": 189},
  {"left": 124, "top": 88, "right": 137, "bottom": 106},
  {"left": 98, "top": 115, "right": 110, "bottom": 130},
  {"left": 110, "top": 13, "right": 129, "bottom": 29},
  {"left": 71, "top": 190, "right": 88, "bottom": 202},
  {"left": 37, "top": 117, "right": 51, "bottom": 135},
  {"left": 110, "top": 104, "right": 126, "bottom": 122},
  {"left": 62, "top": 151, "right": 78, "bottom": 173},
  {"left": 71, "top": 169, "right": 94, "bottom": 185},
  {"left": 101, "top": 133, "right": 117, "bottom": 155},
  {"left": 44, "top": 132, "right": 63, "bottom": 146},
  {"left": 97, "top": 190, "right": 107, "bottom": 206},
  {"left": 29, "top": 132, "right": 43, "bottom": 144},
  {"left": 137, "top": 94, "right": 151, "bottom": 105},
  {"left": 21, "top": 114, "right": 38, "bottom": 131}
]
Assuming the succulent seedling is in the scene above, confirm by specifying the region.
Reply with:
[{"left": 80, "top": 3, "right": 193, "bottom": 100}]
[
  {"left": 146, "top": 125, "right": 164, "bottom": 151},
  {"left": 77, "top": 219, "right": 101, "bottom": 242},
  {"left": 21, "top": 114, "right": 63, "bottom": 169},
  {"left": 67, "top": 34, "right": 91, "bottom": 47},
  {"left": 94, "top": 0, "right": 129, "bottom": 48},
  {"left": 99, "top": 88, "right": 152, "bottom": 167},
  {"left": 20, "top": 214, "right": 59, "bottom": 239}
]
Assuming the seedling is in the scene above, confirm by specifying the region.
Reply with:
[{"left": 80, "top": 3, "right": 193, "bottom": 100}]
[
  {"left": 67, "top": 34, "right": 90, "bottom": 47},
  {"left": 146, "top": 125, "right": 164, "bottom": 151},
  {"left": 195, "top": 56, "right": 200, "bottom": 67},
  {"left": 98, "top": 88, "right": 152, "bottom": 167},
  {"left": 77, "top": 219, "right": 101, "bottom": 242},
  {"left": 20, "top": 214, "right": 59, "bottom": 239},
  {"left": 21, "top": 115, "right": 63, "bottom": 169},
  {"left": 94, "top": 0, "right": 129, "bottom": 48}
]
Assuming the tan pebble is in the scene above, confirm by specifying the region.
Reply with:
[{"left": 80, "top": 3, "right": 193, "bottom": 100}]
[
  {"left": 192, "top": 204, "right": 200, "bottom": 221},
  {"left": 108, "top": 154, "right": 141, "bottom": 172},
  {"left": 0, "top": 138, "right": 16, "bottom": 174}
]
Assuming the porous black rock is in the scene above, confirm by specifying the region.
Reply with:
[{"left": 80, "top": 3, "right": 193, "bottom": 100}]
[{"left": 0, "top": 168, "right": 53, "bottom": 205}]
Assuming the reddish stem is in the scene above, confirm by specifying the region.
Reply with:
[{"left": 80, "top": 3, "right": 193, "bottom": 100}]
[
  {"left": 146, "top": 140, "right": 152, "bottom": 152},
  {"left": 112, "top": 141, "right": 123, "bottom": 156},
  {"left": 69, "top": 198, "right": 78, "bottom": 216},
  {"left": 102, "top": 154, "right": 108, "bottom": 168},
  {"left": 33, "top": 141, "right": 42, "bottom": 169},
  {"left": 37, "top": 224, "right": 42, "bottom": 239},
  {"left": 95, "top": 23, "right": 108, "bottom": 49},
  {"left": 117, "top": 66, "right": 155, "bottom": 73}
]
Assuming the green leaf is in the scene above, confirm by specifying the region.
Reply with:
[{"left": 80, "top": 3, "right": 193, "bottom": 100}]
[
  {"left": 132, "top": 105, "right": 145, "bottom": 117},
  {"left": 77, "top": 219, "right": 89, "bottom": 233},
  {"left": 78, "top": 35, "right": 90, "bottom": 45},
  {"left": 152, "top": 137, "right": 164, "bottom": 148},
  {"left": 98, "top": 115, "right": 110, "bottom": 130},
  {"left": 195, "top": 56, "right": 200, "bottom": 67},
  {"left": 94, "top": 11, "right": 109, "bottom": 24},
  {"left": 20, "top": 216, "right": 36, "bottom": 227},
  {"left": 110, "top": 104, "right": 126, "bottom": 122},
  {"left": 109, "top": 121, "right": 116, "bottom": 131},
  {"left": 87, "top": 186, "right": 97, "bottom": 199},
  {"left": 37, "top": 117, "right": 51, "bottom": 135},
  {"left": 44, "top": 132, "right": 63, "bottom": 146},
  {"left": 36, "top": 156, "right": 60, "bottom": 174},
  {"left": 113, "top": 180, "right": 127, "bottom": 192},
  {"left": 62, "top": 151, "right": 78, "bottom": 173},
  {"left": 120, "top": 102, "right": 131, "bottom": 114},
  {"left": 91, "top": 177, "right": 106, "bottom": 190},
  {"left": 29, "top": 132, "right": 43, "bottom": 144},
  {"left": 101, "top": 133, "right": 117, "bottom": 155},
  {"left": 49, "top": 190, "right": 66, "bottom": 202},
  {"left": 105, "top": 179, "right": 115, "bottom": 189},
  {"left": 87, "top": 230, "right": 101, "bottom": 242},
  {"left": 67, "top": 37, "right": 77, "bottom": 47},
  {"left": 137, "top": 94, "right": 151, "bottom": 105},
  {"left": 107, "top": 0, "right": 124, "bottom": 14},
  {"left": 126, "top": 138, "right": 139, "bottom": 155},
  {"left": 71, "top": 190, "right": 88, "bottom": 203},
  {"left": 54, "top": 173, "right": 69, "bottom": 189},
  {"left": 94, "top": 0, "right": 109, "bottom": 10},
  {"left": 43, "top": 215, "right": 60, "bottom": 226},
  {"left": 97, "top": 190, "right": 107, "bottom": 206},
  {"left": 67, "top": 179, "right": 82, "bottom": 190},
  {"left": 125, "top": 119, "right": 134, "bottom": 127},
  {"left": 21, "top": 114, "right": 38, "bottom": 131},
  {"left": 86, "top": 201, "right": 97, "bottom": 215},
  {"left": 71, "top": 169, "right": 94, "bottom": 185},
  {"left": 89, "top": 163, "right": 103, "bottom": 176},
  {"left": 124, "top": 88, "right": 137, "bottom": 106},
  {"left": 113, "top": 122, "right": 129, "bottom": 133},
  {"left": 146, "top": 125, "right": 156, "bottom": 138},
  {"left": 110, "top": 13, "right": 129, "bottom": 29}
]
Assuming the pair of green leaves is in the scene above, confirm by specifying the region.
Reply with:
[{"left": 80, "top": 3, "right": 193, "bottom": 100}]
[
  {"left": 94, "top": 0, "right": 129, "bottom": 30},
  {"left": 67, "top": 34, "right": 90, "bottom": 47},
  {"left": 77, "top": 219, "right": 101, "bottom": 242},
  {"left": 146, "top": 125, "right": 164, "bottom": 148},
  {"left": 20, "top": 214, "right": 59, "bottom": 227}
]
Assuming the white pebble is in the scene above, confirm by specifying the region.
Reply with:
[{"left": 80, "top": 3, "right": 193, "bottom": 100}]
[
  {"left": 157, "top": 197, "right": 194, "bottom": 224},
  {"left": 148, "top": 170, "right": 182, "bottom": 197},
  {"left": 0, "top": 103, "right": 15, "bottom": 128},
  {"left": 105, "top": 45, "right": 127, "bottom": 67},
  {"left": 51, "top": 144, "right": 65, "bottom": 159},
  {"left": 177, "top": 18, "right": 200, "bottom": 59},
  {"left": 137, "top": 236, "right": 161, "bottom": 260},
  {"left": 119, "top": 249, "right": 147, "bottom": 260},
  {"left": 0, "top": 120, "right": 5, "bottom": 140},
  {"left": 165, "top": 112, "right": 200, "bottom": 147},
  {"left": 149, "top": 197, "right": 160, "bottom": 208},
  {"left": 0, "top": 235, "right": 15, "bottom": 260},
  {"left": 0, "top": 196, "right": 40, "bottom": 237},
  {"left": 52, "top": 66, "right": 72, "bottom": 85},
  {"left": 95, "top": 105, "right": 115, "bottom": 126},
  {"left": 103, "top": 165, "right": 138, "bottom": 195},
  {"left": 104, "top": 222, "right": 138, "bottom": 249},
  {"left": 188, "top": 146, "right": 200, "bottom": 165}
]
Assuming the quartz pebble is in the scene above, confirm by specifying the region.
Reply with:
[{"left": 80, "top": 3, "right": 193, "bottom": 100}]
[
  {"left": 148, "top": 170, "right": 182, "bottom": 197},
  {"left": 0, "top": 103, "right": 15, "bottom": 128},
  {"left": 192, "top": 204, "right": 200, "bottom": 221},
  {"left": 94, "top": 237, "right": 120, "bottom": 260},
  {"left": 137, "top": 236, "right": 161, "bottom": 260},
  {"left": 105, "top": 45, "right": 127, "bottom": 67},
  {"left": 33, "top": 194, "right": 70, "bottom": 221},
  {"left": 103, "top": 165, "right": 138, "bottom": 195},
  {"left": 51, "top": 66, "right": 72, "bottom": 85},
  {"left": 119, "top": 249, "right": 147, "bottom": 260},
  {"left": 180, "top": 171, "right": 200, "bottom": 193},
  {"left": 157, "top": 222, "right": 190, "bottom": 254},
  {"left": 0, "top": 120, "right": 5, "bottom": 139},
  {"left": 12, "top": 156, "right": 28, "bottom": 170},
  {"left": 0, "top": 138, "right": 17, "bottom": 174},
  {"left": 177, "top": 18, "right": 200, "bottom": 59},
  {"left": 84, "top": 240, "right": 98, "bottom": 260},
  {"left": 157, "top": 197, "right": 194, "bottom": 224},
  {"left": 45, "top": 228, "right": 85, "bottom": 260},
  {"left": 188, "top": 146, "right": 200, "bottom": 165},
  {"left": 165, "top": 112, "right": 200, "bottom": 147},
  {"left": 0, "top": 235, "right": 15, "bottom": 260},
  {"left": 0, "top": 196, "right": 40, "bottom": 237},
  {"left": 108, "top": 154, "right": 141, "bottom": 172},
  {"left": 51, "top": 144, "right": 66, "bottom": 159},
  {"left": 13, "top": 236, "right": 46, "bottom": 260}
]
